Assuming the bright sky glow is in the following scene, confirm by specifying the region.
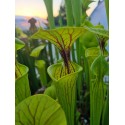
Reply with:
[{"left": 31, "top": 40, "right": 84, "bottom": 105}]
[
  {"left": 15, "top": 0, "right": 99, "bottom": 19},
  {"left": 15, "top": 0, "right": 62, "bottom": 19}
]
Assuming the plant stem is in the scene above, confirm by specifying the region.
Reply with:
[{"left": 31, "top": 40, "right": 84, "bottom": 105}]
[
  {"left": 43, "top": 0, "right": 59, "bottom": 63},
  {"left": 70, "top": 0, "right": 82, "bottom": 64},
  {"left": 64, "top": 0, "right": 74, "bottom": 26},
  {"left": 102, "top": 86, "right": 109, "bottom": 125},
  {"left": 70, "top": 1, "right": 83, "bottom": 124},
  {"left": 83, "top": 49, "right": 90, "bottom": 89},
  {"left": 71, "top": 0, "right": 81, "bottom": 26},
  {"left": 71, "top": 44, "right": 76, "bottom": 62},
  {"left": 71, "top": 0, "right": 83, "bottom": 63},
  {"left": 64, "top": 0, "right": 76, "bottom": 62},
  {"left": 104, "top": 0, "right": 109, "bottom": 27}
]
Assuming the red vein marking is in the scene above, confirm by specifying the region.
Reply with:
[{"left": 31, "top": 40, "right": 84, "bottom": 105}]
[
  {"left": 54, "top": 30, "right": 65, "bottom": 49},
  {"left": 45, "top": 31, "right": 63, "bottom": 50}
]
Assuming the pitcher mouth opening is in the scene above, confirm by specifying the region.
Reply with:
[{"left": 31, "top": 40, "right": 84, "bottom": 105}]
[{"left": 47, "top": 61, "right": 83, "bottom": 82}]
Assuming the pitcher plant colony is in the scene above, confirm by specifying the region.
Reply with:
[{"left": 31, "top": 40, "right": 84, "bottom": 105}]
[{"left": 15, "top": 0, "right": 109, "bottom": 125}]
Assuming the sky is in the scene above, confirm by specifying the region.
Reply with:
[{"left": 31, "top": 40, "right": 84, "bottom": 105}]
[
  {"left": 15, "top": 0, "right": 99, "bottom": 19},
  {"left": 15, "top": 0, "right": 63, "bottom": 19}
]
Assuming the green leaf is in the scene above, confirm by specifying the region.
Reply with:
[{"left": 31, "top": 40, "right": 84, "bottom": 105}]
[
  {"left": 105, "top": 0, "right": 109, "bottom": 26},
  {"left": 85, "top": 47, "right": 100, "bottom": 57},
  {"left": 31, "top": 27, "right": 86, "bottom": 75},
  {"left": 15, "top": 38, "right": 25, "bottom": 51},
  {"left": 31, "top": 27, "right": 85, "bottom": 76},
  {"left": 48, "top": 61, "right": 82, "bottom": 80},
  {"left": 15, "top": 94, "right": 67, "bottom": 125},
  {"left": 43, "top": 0, "right": 55, "bottom": 29},
  {"left": 91, "top": 55, "right": 109, "bottom": 78},
  {"left": 15, "top": 62, "right": 31, "bottom": 106},
  {"left": 82, "top": 20, "right": 109, "bottom": 38},
  {"left": 80, "top": 31, "right": 98, "bottom": 49},
  {"left": 90, "top": 80, "right": 108, "bottom": 125},
  {"left": 44, "top": 83, "right": 57, "bottom": 100},
  {"left": 81, "top": 0, "right": 94, "bottom": 21},
  {"left": 35, "top": 60, "right": 47, "bottom": 86},
  {"left": 31, "top": 27, "right": 86, "bottom": 51},
  {"left": 30, "top": 44, "right": 46, "bottom": 58},
  {"left": 102, "top": 86, "right": 109, "bottom": 125},
  {"left": 82, "top": 0, "right": 93, "bottom": 9},
  {"left": 84, "top": 25, "right": 109, "bottom": 38},
  {"left": 47, "top": 62, "right": 83, "bottom": 125},
  {"left": 70, "top": 0, "right": 81, "bottom": 26},
  {"left": 15, "top": 27, "right": 28, "bottom": 38},
  {"left": 90, "top": 80, "right": 105, "bottom": 125},
  {"left": 85, "top": 47, "right": 108, "bottom": 57},
  {"left": 76, "top": 111, "right": 81, "bottom": 124}
]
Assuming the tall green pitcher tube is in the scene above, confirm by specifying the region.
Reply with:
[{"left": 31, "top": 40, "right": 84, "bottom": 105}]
[{"left": 47, "top": 62, "right": 83, "bottom": 125}]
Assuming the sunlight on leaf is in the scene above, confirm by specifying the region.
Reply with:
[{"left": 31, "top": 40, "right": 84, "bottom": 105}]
[
  {"left": 31, "top": 27, "right": 86, "bottom": 51},
  {"left": 84, "top": 25, "right": 109, "bottom": 38},
  {"left": 83, "top": 20, "right": 109, "bottom": 38},
  {"left": 85, "top": 47, "right": 100, "bottom": 57},
  {"left": 15, "top": 62, "right": 31, "bottom": 106},
  {"left": 16, "top": 94, "right": 67, "bottom": 125},
  {"left": 80, "top": 31, "right": 98, "bottom": 49},
  {"left": 47, "top": 61, "right": 81, "bottom": 80},
  {"left": 44, "top": 83, "right": 57, "bottom": 100},
  {"left": 47, "top": 62, "right": 83, "bottom": 125},
  {"left": 15, "top": 38, "right": 25, "bottom": 51},
  {"left": 31, "top": 27, "right": 86, "bottom": 74},
  {"left": 85, "top": 26, "right": 109, "bottom": 38},
  {"left": 30, "top": 44, "right": 46, "bottom": 58},
  {"left": 85, "top": 47, "right": 108, "bottom": 57},
  {"left": 91, "top": 55, "right": 109, "bottom": 79}
]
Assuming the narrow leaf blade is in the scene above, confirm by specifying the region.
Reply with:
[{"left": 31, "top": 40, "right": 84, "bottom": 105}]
[{"left": 35, "top": 60, "right": 47, "bottom": 86}]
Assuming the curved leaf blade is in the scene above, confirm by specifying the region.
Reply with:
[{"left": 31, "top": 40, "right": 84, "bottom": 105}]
[
  {"left": 80, "top": 31, "right": 98, "bottom": 49},
  {"left": 15, "top": 62, "right": 31, "bottom": 106},
  {"left": 47, "top": 61, "right": 81, "bottom": 80},
  {"left": 91, "top": 55, "right": 109, "bottom": 78},
  {"left": 84, "top": 26, "right": 109, "bottom": 38},
  {"left": 83, "top": 20, "right": 109, "bottom": 38},
  {"left": 44, "top": 83, "right": 57, "bottom": 100},
  {"left": 85, "top": 47, "right": 108, "bottom": 57},
  {"left": 15, "top": 94, "right": 67, "bottom": 125},
  {"left": 31, "top": 27, "right": 86, "bottom": 51},
  {"left": 47, "top": 62, "right": 83, "bottom": 125},
  {"left": 85, "top": 47, "right": 100, "bottom": 57},
  {"left": 15, "top": 38, "right": 25, "bottom": 51},
  {"left": 30, "top": 44, "right": 46, "bottom": 58}
]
